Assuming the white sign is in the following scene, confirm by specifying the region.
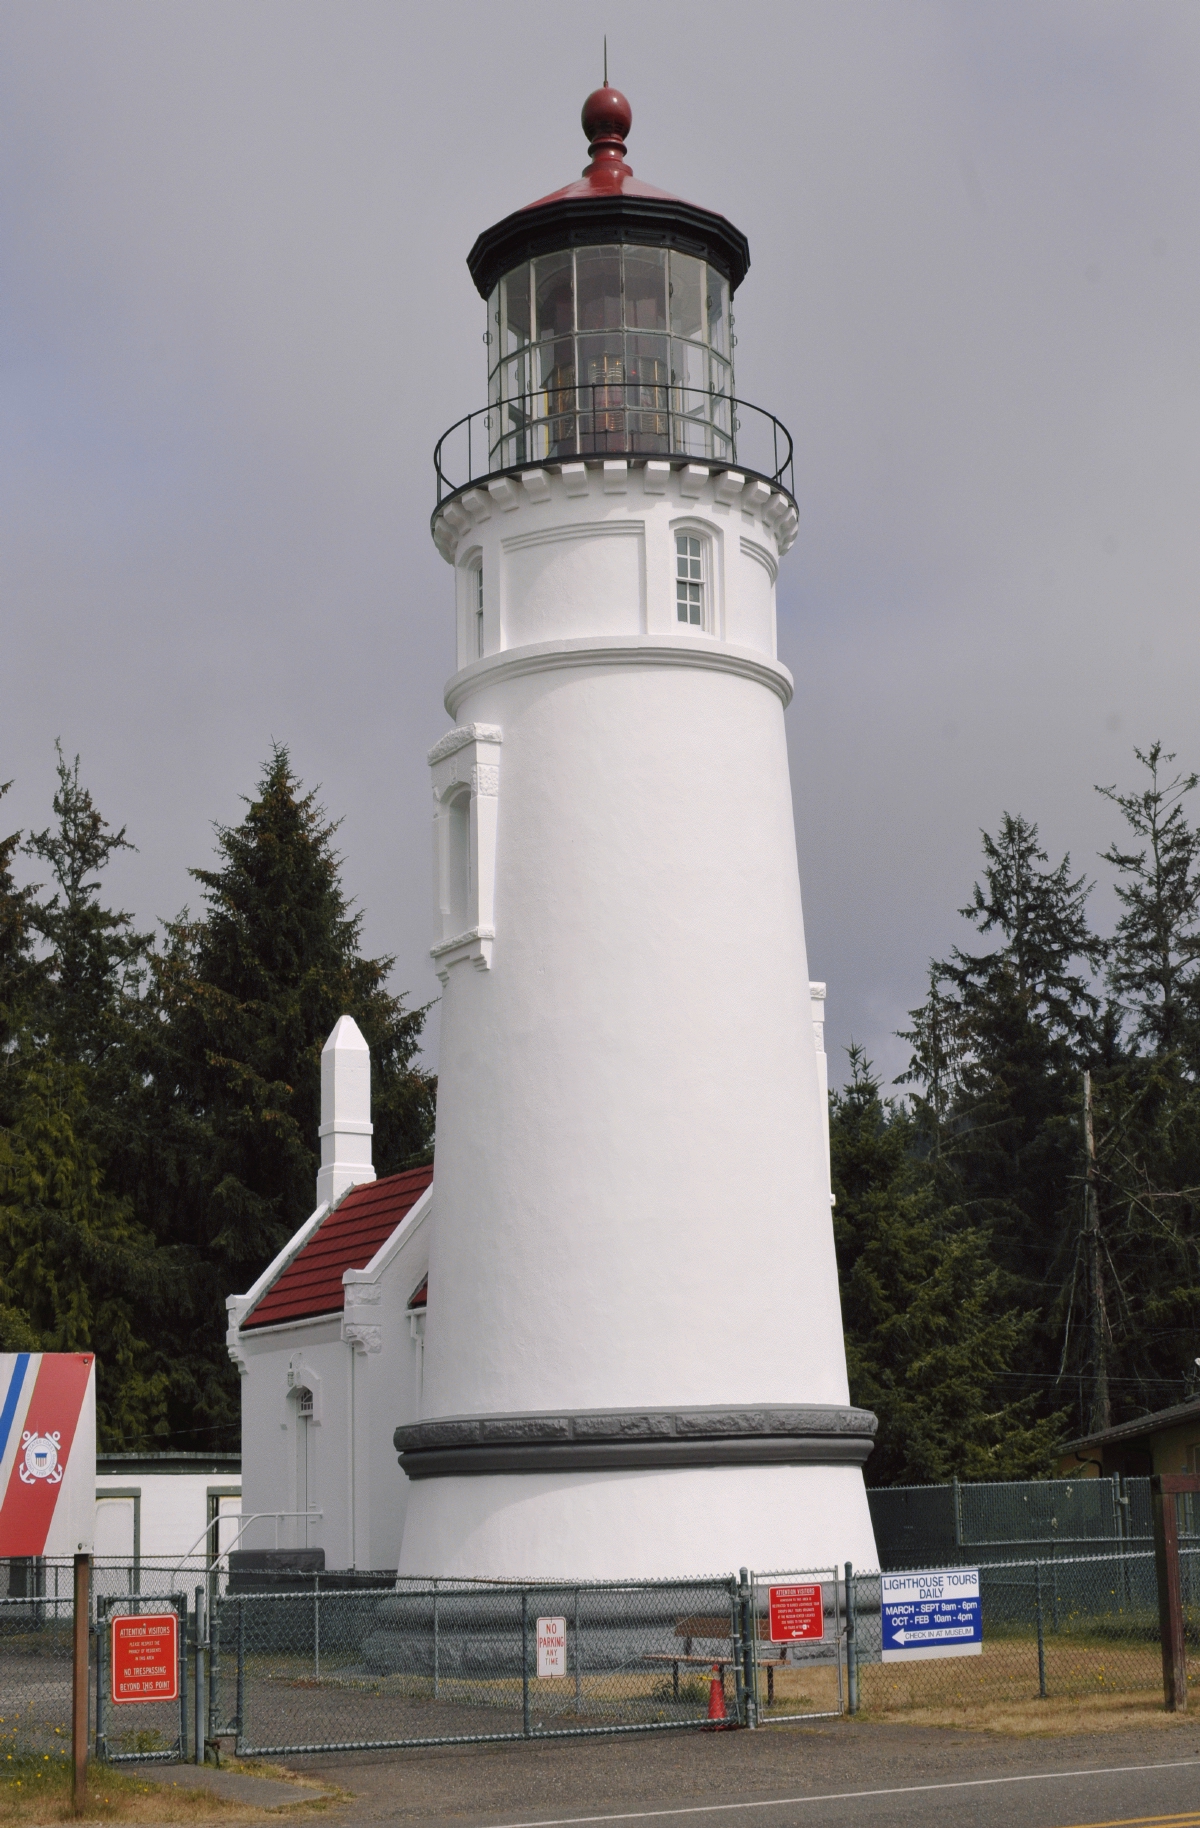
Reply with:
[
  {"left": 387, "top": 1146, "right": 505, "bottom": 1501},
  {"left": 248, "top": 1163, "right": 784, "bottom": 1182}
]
[
  {"left": 880, "top": 1568, "right": 982, "bottom": 1662},
  {"left": 536, "top": 1615, "right": 567, "bottom": 1679}
]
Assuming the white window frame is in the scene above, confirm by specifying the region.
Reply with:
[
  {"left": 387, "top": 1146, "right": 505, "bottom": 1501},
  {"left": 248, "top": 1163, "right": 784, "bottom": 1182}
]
[
  {"left": 675, "top": 529, "right": 704, "bottom": 628},
  {"left": 458, "top": 548, "right": 484, "bottom": 667},
  {"left": 428, "top": 723, "right": 503, "bottom": 979},
  {"left": 669, "top": 520, "right": 721, "bottom": 636}
]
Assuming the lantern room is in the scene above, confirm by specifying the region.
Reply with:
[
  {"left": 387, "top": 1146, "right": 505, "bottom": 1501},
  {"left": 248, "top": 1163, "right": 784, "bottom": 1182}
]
[{"left": 460, "top": 84, "right": 761, "bottom": 479}]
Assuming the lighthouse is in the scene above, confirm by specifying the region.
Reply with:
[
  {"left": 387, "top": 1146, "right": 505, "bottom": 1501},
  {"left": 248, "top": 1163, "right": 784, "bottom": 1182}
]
[{"left": 396, "top": 85, "right": 878, "bottom": 1579}]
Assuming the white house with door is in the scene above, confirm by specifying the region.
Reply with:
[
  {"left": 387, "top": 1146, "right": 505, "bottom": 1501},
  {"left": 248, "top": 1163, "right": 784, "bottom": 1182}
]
[
  {"left": 95, "top": 1453, "right": 241, "bottom": 1564},
  {"left": 226, "top": 1017, "right": 432, "bottom": 1572}
]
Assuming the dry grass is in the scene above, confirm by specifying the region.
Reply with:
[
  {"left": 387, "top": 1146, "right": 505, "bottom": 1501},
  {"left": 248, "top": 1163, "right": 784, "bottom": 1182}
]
[
  {"left": 0, "top": 1756, "right": 332, "bottom": 1827},
  {"left": 1, "top": 1759, "right": 233, "bottom": 1826},
  {"left": 854, "top": 1691, "right": 1194, "bottom": 1736}
]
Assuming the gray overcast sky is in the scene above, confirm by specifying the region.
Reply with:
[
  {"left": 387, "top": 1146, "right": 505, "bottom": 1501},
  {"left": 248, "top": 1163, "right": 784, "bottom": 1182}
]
[{"left": 2, "top": 1, "right": 1198, "bottom": 1085}]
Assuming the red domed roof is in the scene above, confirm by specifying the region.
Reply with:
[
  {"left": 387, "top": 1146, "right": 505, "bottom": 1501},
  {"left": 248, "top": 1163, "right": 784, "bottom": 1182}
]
[
  {"left": 466, "top": 86, "right": 750, "bottom": 301},
  {"left": 522, "top": 84, "right": 683, "bottom": 208}
]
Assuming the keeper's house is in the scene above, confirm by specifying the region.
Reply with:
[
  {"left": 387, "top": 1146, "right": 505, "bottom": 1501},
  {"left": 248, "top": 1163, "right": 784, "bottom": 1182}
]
[
  {"left": 226, "top": 1016, "right": 431, "bottom": 1572},
  {"left": 1058, "top": 1395, "right": 1200, "bottom": 1481}
]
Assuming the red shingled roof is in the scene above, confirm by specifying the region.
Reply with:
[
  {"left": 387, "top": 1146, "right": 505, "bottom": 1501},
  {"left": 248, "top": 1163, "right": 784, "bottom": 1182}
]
[{"left": 241, "top": 1165, "right": 433, "bottom": 1330}]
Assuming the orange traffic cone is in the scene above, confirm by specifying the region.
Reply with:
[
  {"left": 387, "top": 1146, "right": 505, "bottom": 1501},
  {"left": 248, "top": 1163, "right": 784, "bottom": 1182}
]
[{"left": 704, "top": 1663, "right": 728, "bottom": 1728}]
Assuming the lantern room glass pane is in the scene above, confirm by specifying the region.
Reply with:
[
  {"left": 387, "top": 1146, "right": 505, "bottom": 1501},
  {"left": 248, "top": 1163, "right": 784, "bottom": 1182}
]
[
  {"left": 668, "top": 252, "right": 705, "bottom": 342},
  {"left": 487, "top": 241, "right": 737, "bottom": 467},
  {"left": 576, "top": 246, "right": 623, "bottom": 331},
  {"left": 624, "top": 247, "right": 667, "bottom": 331},
  {"left": 535, "top": 252, "right": 574, "bottom": 341},
  {"left": 501, "top": 263, "right": 531, "bottom": 355},
  {"left": 707, "top": 271, "right": 730, "bottom": 359}
]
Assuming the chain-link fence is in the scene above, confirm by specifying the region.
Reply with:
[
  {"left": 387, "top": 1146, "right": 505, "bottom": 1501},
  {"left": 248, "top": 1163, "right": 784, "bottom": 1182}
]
[
  {"left": 847, "top": 1545, "right": 1200, "bottom": 1715},
  {"left": 746, "top": 1571, "right": 844, "bottom": 1725},
  {"left": 6, "top": 1532, "right": 1200, "bottom": 1758},
  {"left": 867, "top": 1476, "right": 1191, "bottom": 1569},
  {"left": 0, "top": 1559, "right": 210, "bottom": 1764},
  {"left": 0, "top": 1584, "right": 75, "bottom": 1763},
  {"left": 211, "top": 1577, "right": 745, "bottom": 1754}
]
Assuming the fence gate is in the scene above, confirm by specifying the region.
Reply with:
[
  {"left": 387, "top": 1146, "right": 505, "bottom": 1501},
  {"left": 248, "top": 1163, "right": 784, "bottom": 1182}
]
[
  {"left": 747, "top": 1569, "right": 844, "bottom": 1725},
  {"left": 210, "top": 1577, "right": 748, "bottom": 1756},
  {"left": 95, "top": 1592, "right": 188, "bottom": 1763}
]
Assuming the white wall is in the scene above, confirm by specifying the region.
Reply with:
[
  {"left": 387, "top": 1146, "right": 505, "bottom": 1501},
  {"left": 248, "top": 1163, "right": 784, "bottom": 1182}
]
[
  {"left": 406, "top": 458, "right": 875, "bottom": 1578},
  {"left": 230, "top": 1186, "right": 431, "bottom": 1571},
  {"left": 94, "top": 1474, "right": 240, "bottom": 1561}
]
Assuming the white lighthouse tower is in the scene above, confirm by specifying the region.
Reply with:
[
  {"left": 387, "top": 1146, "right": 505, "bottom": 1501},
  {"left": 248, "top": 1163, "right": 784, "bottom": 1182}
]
[{"left": 397, "top": 85, "right": 878, "bottom": 1579}]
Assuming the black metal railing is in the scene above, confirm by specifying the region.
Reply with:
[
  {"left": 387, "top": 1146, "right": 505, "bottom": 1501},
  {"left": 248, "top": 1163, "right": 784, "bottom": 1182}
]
[{"left": 433, "top": 385, "right": 794, "bottom": 505}]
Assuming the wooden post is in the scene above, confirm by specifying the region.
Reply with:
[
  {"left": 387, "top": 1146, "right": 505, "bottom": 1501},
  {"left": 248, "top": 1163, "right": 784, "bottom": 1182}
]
[
  {"left": 1151, "top": 1474, "right": 1200, "bottom": 1712},
  {"left": 71, "top": 1553, "right": 90, "bottom": 1814}
]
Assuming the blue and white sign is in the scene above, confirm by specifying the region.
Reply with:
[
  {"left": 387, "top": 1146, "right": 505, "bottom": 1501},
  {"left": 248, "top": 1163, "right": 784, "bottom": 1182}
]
[{"left": 880, "top": 1568, "right": 982, "bottom": 1662}]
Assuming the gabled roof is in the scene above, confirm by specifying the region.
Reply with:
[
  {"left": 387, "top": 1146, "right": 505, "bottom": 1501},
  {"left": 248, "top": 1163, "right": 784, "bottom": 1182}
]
[
  {"left": 1061, "top": 1394, "right": 1200, "bottom": 1455},
  {"left": 241, "top": 1166, "right": 433, "bottom": 1331}
]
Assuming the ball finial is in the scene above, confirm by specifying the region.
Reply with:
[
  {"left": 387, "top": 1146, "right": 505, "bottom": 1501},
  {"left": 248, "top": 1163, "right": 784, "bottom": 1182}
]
[{"left": 581, "top": 84, "right": 633, "bottom": 179}]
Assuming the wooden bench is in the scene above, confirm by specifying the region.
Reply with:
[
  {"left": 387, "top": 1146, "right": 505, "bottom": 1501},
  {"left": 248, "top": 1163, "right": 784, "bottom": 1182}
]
[{"left": 652, "top": 1617, "right": 790, "bottom": 1704}]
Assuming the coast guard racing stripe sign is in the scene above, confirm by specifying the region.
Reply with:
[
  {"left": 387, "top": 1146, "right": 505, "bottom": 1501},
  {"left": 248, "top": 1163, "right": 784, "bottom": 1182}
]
[{"left": 0, "top": 1353, "right": 96, "bottom": 1556}]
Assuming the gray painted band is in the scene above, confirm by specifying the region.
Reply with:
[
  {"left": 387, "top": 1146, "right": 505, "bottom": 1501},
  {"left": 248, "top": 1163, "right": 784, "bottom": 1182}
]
[
  {"left": 397, "top": 1436, "right": 875, "bottom": 1479},
  {"left": 393, "top": 1404, "right": 877, "bottom": 1479}
]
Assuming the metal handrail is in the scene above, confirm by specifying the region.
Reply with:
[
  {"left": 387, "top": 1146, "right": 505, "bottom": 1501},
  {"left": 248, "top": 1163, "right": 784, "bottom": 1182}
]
[
  {"left": 173, "top": 1509, "right": 323, "bottom": 1571},
  {"left": 433, "top": 385, "right": 795, "bottom": 504}
]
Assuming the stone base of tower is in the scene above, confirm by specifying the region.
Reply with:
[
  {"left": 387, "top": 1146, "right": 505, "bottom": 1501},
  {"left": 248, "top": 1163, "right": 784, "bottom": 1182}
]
[{"left": 397, "top": 1465, "right": 878, "bottom": 1581}]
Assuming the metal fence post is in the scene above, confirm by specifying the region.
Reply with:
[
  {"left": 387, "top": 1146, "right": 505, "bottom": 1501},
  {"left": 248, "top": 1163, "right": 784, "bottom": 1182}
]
[
  {"left": 72, "top": 1553, "right": 90, "bottom": 1811},
  {"left": 208, "top": 1594, "right": 219, "bottom": 1752},
  {"left": 178, "top": 1595, "right": 190, "bottom": 1761},
  {"left": 738, "top": 1568, "right": 756, "bottom": 1729},
  {"left": 313, "top": 1576, "right": 320, "bottom": 1684},
  {"left": 235, "top": 1601, "right": 245, "bottom": 1749},
  {"left": 521, "top": 1591, "right": 531, "bottom": 1738},
  {"left": 195, "top": 1587, "right": 206, "bottom": 1763},
  {"left": 95, "top": 1599, "right": 106, "bottom": 1763},
  {"left": 432, "top": 1579, "right": 439, "bottom": 1700},
  {"left": 844, "top": 1562, "right": 858, "bottom": 1715},
  {"left": 1034, "top": 1565, "right": 1047, "bottom": 1699}
]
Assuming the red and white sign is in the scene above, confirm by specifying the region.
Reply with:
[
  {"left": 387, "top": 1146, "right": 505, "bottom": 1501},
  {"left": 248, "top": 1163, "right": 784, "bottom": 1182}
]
[
  {"left": 111, "top": 1613, "right": 179, "bottom": 1703},
  {"left": 768, "top": 1584, "right": 825, "bottom": 1643},
  {"left": 536, "top": 1615, "right": 567, "bottom": 1678},
  {"left": 0, "top": 1353, "right": 96, "bottom": 1557}
]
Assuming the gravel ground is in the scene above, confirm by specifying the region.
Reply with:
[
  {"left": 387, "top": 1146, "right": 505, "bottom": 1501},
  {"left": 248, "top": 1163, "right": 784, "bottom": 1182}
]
[{"left": 273, "top": 1718, "right": 1200, "bottom": 1828}]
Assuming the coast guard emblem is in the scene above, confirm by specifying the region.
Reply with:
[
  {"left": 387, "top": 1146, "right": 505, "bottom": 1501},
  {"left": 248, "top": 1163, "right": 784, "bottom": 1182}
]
[{"left": 19, "top": 1431, "right": 63, "bottom": 1484}]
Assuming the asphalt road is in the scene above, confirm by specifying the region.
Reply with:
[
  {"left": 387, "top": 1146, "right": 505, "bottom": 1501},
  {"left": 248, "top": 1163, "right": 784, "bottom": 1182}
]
[{"left": 288, "top": 1721, "right": 1200, "bottom": 1828}]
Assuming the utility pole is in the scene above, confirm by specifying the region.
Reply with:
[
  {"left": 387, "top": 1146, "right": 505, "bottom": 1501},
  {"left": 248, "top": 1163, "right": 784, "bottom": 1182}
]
[{"left": 1083, "top": 1071, "right": 1111, "bottom": 1435}]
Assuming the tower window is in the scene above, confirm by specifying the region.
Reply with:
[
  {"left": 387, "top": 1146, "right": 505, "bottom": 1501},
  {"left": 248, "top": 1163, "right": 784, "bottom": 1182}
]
[
  {"left": 676, "top": 533, "right": 704, "bottom": 627},
  {"left": 475, "top": 564, "right": 484, "bottom": 658}
]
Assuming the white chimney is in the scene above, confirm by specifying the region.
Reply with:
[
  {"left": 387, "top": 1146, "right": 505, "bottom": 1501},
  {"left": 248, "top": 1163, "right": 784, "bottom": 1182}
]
[{"left": 316, "top": 1015, "right": 375, "bottom": 1209}]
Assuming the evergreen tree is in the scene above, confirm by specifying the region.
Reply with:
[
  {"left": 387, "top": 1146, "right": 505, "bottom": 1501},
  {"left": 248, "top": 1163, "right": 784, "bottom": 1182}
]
[
  {"left": 832, "top": 1049, "right": 1061, "bottom": 1483},
  {"left": 24, "top": 743, "right": 149, "bottom": 1075},
  {"left": 0, "top": 1047, "right": 166, "bottom": 1442},
  {"left": 0, "top": 782, "right": 43, "bottom": 1122},
  {"left": 1052, "top": 745, "right": 1200, "bottom": 1425},
  {"left": 897, "top": 815, "right": 1105, "bottom": 1445},
  {"left": 127, "top": 746, "right": 436, "bottom": 1447},
  {"left": 1096, "top": 743, "right": 1200, "bottom": 1058}
]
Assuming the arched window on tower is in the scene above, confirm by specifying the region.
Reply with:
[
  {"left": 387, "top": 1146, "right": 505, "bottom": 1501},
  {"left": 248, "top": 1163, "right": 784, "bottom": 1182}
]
[
  {"left": 675, "top": 531, "right": 705, "bottom": 629},
  {"left": 474, "top": 561, "right": 484, "bottom": 658},
  {"left": 445, "top": 790, "right": 472, "bottom": 936}
]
